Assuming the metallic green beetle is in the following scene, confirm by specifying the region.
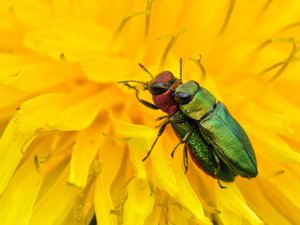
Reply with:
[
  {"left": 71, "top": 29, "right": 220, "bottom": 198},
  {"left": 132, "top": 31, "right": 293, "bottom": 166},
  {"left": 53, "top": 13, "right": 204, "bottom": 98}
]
[{"left": 174, "top": 81, "right": 258, "bottom": 178}]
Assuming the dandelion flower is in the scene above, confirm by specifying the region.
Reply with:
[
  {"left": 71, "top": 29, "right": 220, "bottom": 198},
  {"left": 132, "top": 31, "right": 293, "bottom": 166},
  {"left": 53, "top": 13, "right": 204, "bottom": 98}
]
[{"left": 0, "top": 1, "right": 300, "bottom": 225}]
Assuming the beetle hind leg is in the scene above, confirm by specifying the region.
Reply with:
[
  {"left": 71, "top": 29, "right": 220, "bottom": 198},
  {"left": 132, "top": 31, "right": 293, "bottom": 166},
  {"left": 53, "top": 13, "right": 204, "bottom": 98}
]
[
  {"left": 212, "top": 150, "right": 226, "bottom": 189},
  {"left": 171, "top": 129, "right": 193, "bottom": 158},
  {"left": 183, "top": 145, "right": 188, "bottom": 173}
]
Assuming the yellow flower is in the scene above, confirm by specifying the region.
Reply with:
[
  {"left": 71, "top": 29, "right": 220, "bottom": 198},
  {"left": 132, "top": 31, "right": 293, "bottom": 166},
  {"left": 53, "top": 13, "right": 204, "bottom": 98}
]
[{"left": 0, "top": 0, "right": 300, "bottom": 225}]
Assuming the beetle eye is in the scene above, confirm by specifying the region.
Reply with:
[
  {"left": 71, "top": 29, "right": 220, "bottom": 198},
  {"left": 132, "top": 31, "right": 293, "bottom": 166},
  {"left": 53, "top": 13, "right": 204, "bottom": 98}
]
[
  {"left": 174, "top": 92, "right": 192, "bottom": 105},
  {"left": 149, "top": 82, "right": 168, "bottom": 95}
]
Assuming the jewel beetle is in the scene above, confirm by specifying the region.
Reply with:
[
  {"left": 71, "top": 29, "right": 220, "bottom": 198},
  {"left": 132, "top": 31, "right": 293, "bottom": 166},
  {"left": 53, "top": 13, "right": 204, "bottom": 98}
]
[
  {"left": 174, "top": 81, "right": 258, "bottom": 178},
  {"left": 118, "top": 63, "right": 235, "bottom": 183}
]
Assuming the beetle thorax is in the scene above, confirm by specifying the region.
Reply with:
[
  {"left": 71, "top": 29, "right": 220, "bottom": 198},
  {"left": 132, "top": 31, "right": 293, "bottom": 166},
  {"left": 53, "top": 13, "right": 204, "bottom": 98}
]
[{"left": 180, "top": 88, "right": 216, "bottom": 120}]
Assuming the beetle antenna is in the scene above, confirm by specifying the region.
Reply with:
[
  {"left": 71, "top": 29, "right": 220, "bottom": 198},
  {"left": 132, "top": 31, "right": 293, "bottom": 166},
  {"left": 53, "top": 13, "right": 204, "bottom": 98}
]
[
  {"left": 179, "top": 58, "right": 183, "bottom": 83},
  {"left": 138, "top": 63, "right": 153, "bottom": 79},
  {"left": 117, "top": 80, "right": 148, "bottom": 87}
]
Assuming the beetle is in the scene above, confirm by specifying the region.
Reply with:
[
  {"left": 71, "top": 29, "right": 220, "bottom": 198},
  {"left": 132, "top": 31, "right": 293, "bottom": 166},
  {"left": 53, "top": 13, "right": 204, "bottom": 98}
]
[
  {"left": 174, "top": 81, "right": 258, "bottom": 178},
  {"left": 118, "top": 63, "right": 235, "bottom": 183}
]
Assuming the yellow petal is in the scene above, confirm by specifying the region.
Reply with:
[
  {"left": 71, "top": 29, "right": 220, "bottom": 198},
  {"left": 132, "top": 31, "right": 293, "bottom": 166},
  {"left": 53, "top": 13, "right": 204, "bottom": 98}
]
[
  {"left": 30, "top": 166, "right": 82, "bottom": 225},
  {"left": 149, "top": 142, "right": 178, "bottom": 197},
  {"left": 261, "top": 91, "right": 300, "bottom": 127},
  {"left": 47, "top": 91, "right": 106, "bottom": 130},
  {"left": 173, "top": 165, "right": 211, "bottom": 224},
  {"left": 0, "top": 53, "right": 39, "bottom": 79},
  {"left": 111, "top": 116, "right": 156, "bottom": 155},
  {"left": 94, "top": 138, "right": 125, "bottom": 225},
  {"left": 23, "top": 18, "right": 112, "bottom": 62},
  {"left": 216, "top": 183, "right": 263, "bottom": 225},
  {"left": 248, "top": 125, "right": 300, "bottom": 163},
  {"left": 112, "top": 114, "right": 177, "bottom": 200},
  {"left": 10, "top": 0, "right": 52, "bottom": 29},
  {"left": 238, "top": 181, "right": 293, "bottom": 225},
  {"left": 110, "top": 116, "right": 156, "bottom": 225},
  {"left": 0, "top": 157, "right": 43, "bottom": 225},
  {"left": 0, "top": 8, "right": 23, "bottom": 51},
  {"left": 261, "top": 165, "right": 300, "bottom": 225},
  {"left": 0, "top": 117, "right": 36, "bottom": 194},
  {"left": 144, "top": 205, "right": 162, "bottom": 225},
  {"left": 0, "top": 87, "right": 113, "bottom": 193},
  {"left": 81, "top": 55, "right": 136, "bottom": 83},
  {"left": 0, "top": 83, "right": 28, "bottom": 108},
  {"left": 4, "top": 61, "right": 69, "bottom": 92},
  {"left": 167, "top": 202, "right": 189, "bottom": 225},
  {"left": 94, "top": 175, "right": 118, "bottom": 225},
  {"left": 15, "top": 85, "right": 109, "bottom": 132},
  {"left": 69, "top": 118, "right": 108, "bottom": 187},
  {"left": 53, "top": 18, "right": 111, "bottom": 52},
  {"left": 243, "top": 102, "right": 294, "bottom": 135},
  {"left": 123, "top": 177, "right": 155, "bottom": 225}
]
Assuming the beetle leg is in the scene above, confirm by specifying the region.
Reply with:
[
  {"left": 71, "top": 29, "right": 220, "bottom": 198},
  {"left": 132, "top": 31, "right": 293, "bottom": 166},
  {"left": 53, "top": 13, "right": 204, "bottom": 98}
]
[
  {"left": 171, "top": 129, "right": 193, "bottom": 158},
  {"left": 155, "top": 115, "right": 168, "bottom": 121},
  {"left": 142, "top": 120, "right": 169, "bottom": 161},
  {"left": 155, "top": 118, "right": 169, "bottom": 128},
  {"left": 123, "top": 82, "right": 159, "bottom": 109},
  {"left": 183, "top": 145, "right": 188, "bottom": 174},
  {"left": 155, "top": 116, "right": 169, "bottom": 129},
  {"left": 212, "top": 150, "right": 226, "bottom": 189}
]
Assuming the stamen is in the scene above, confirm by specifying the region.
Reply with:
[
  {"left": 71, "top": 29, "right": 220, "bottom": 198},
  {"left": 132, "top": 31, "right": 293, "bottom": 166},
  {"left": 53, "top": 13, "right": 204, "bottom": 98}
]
[
  {"left": 257, "top": 38, "right": 299, "bottom": 85},
  {"left": 111, "top": 11, "right": 150, "bottom": 46},
  {"left": 33, "top": 129, "right": 61, "bottom": 170},
  {"left": 268, "top": 42, "right": 297, "bottom": 84},
  {"left": 87, "top": 160, "right": 103, "bottom": 179},
  {"left": 261, "top": 170, "right": 285, "bottom": 180},
  {"left": 260, "top": 0, "right": 273, "bottom": 13},
  {"left": 72, "top": 183, "right": 95, "bottom": 222},
  {"left": 60, "top": 53, "right": 66, "bottom": 61},
  {"left": 122, "top": 176, "right": 136, "bottom": 188},
  {"left": 256, "top": 39, "right": 273, "bottom": 50},
  {"left": 219, "top": 0, "right": 236, "bottom": 35},
  {"left": 190, "top": 54, "right": 207, "bottom": 81},
  {"left": 280, "top": 21, "right": 300, "bottom": 33},
  {"left": 110, "top": 195, "right": 128, "bottom": 215},
  {"left": 158, "top": 28, "right": 187, "bottom": 70},
  {"left": 144, "top": 0, "right": 156, "bottom": 42},
  {"left": 34, "top": 151, "right": 53, "bottom": 170},
  {"left": 102, "top": 132, "right": 131, "bottom": 143},
  {"left": 257, "top": 61, "right": 284, "bottom": 77}
]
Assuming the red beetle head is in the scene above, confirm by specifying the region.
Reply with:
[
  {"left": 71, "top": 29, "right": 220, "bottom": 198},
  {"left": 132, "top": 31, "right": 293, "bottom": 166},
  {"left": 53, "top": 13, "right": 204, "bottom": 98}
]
[{"left": 149, "top": 71, "right": 181, "bottom": 115}]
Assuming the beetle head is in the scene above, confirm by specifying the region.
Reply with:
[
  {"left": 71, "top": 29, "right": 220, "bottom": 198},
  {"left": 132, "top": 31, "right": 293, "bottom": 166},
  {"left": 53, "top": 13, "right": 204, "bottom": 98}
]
[
  {"left": 174, "top": 81, "right": 199, "bottom": 105},
  {"left": 118, "top": 63, "right": 182, "bottom": 115},
  {"left": 148, "top": 71, "right": 176, "bottom": 95},
  {"left": 150, "top": 71, "right": 181, "bottom": 115}
]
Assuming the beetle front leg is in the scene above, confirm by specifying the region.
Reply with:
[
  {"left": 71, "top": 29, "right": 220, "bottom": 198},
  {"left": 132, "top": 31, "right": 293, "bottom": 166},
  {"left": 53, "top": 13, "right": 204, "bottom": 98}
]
[
  {"left": 142, "top": 120, "right": 169, "bottom": 161},
  {"left": 122, "top": 82, "right": 159, "bottom": 109}
]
